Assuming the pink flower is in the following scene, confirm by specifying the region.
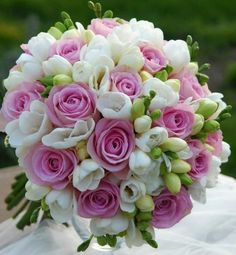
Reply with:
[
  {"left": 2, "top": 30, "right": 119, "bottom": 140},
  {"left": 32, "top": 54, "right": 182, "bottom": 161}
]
[
  {"left": 110, "top": 66, "right": 142, "bottom": 100},
  {"left": 46, "top": 83, "right": 96, "bottom": 127},
  {"left": 88, "top": 18, "right": 120, "bottom": 37},
  {"left": 140, "top": 44, "right": 168, "bottom": 74},
  {"left": 23, "top": 143, "right": 77, "bottom": 190},
  {"left": 206, "top": 131, "right": 223, "bottom": 157},
  {"left": 187, "top": 139, "right": 212, "bottom": 180},
  {"left": 154, "top": 104, "right": 194, "bottom": 139},
  {"left": 172, "top": 67, "right": 204, "bottom": 101},
  {"left": 152, "top": 187, "right": 193, "bottom": 228},
  {"left": 50, "top": 38, "right": 84, "bottom": 64},
  {"left": 76, "top": 181, "right": 120, "bottom": 218},
  {"left": 1, "top": 82, "right": 43, "bottom": 122},
  {"left": 87, "top": 118, "right": 135, "bottom": 172}
]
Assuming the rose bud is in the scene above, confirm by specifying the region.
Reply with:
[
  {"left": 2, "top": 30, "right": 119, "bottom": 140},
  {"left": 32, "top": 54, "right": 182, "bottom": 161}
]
[
  {"left": 191, "top": 114, "right": 204, "bottom": 135},
  {"left": 134, "top": 115, "right": 152, "bottom": 133},
  {"left": 196, "top": 98, "right": 218, "bottom": 119},
  {"left": 163, "top": 172, "right": 181, "bottom": 194},
  {"left": 161, "top": 138, "right": 187, "bottom": 152},
  {"left": 171, "top": 159, "right": 191, "bottom": 174},
  {"left": 135, "top": 194, "right": 155, "bottom": 212}
]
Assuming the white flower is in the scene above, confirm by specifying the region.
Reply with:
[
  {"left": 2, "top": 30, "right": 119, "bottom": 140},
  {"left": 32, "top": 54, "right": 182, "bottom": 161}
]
[
  {"left": 45, "top": 188, "right": 73, "bottom": 223},
  {"left": 73, "top": 159, "right": 105, "bottom": 192},
  {"left": 120, "top": 177, "right": 146, "bottom": 213},
  {"left": 27, "top": 32, "right": 56, "bottom": 62},
  {"left": 189, "top": 181, "right": 206, "bottom": 204},
  {"left": 136, "top": 127, "right": 168, "bottom": 152},
  {"left": 42, "top": 118, "right": 95, "bottom": 149},
  {"left": 163, "top": 40, "right": 190, "bottom": 72},
  {"left": 129, "top": 149, "right": 152, "bottom": 175},
  {"left": 143, "top": 78, "right": 179, "bottom": 109},
  {"left": 5, "top": 100, "right": 53, "bottom": 148},
  {"left": 61, "top": 28, "right": 82, "bottom": 39},
  {"left": 207, "top": 92, "right": 227, "bottom": 120},
  {"left": 97, "top": 92, "right": 132, "bottom": 119},
  {"left": 72, "top": 61, "right": 93, "bottom": 83},
  {"left": 90, "top": 212, "right": 129, "bottom": 236},
  {"left": 16, "top": 53, "right": 43, "bottom": 80},
  {"left": 220, "top": 141, "right": 231, "bottom": 163},
  {"left": 177, "top": 145, "right": 193, "bottom": 160},
  {"left": 25, "top": 181, "right": 50, "bottom": 201},
  {"left": 125, "top": 220, "right": 145, "bottom": 248},
  {"left": 134, "top": 115, "right": 152, "bottom": 134},
  {"left": 3, "top": 70, "right": 30, "bottom": 91},
  {"left": 42, "top": 55, "right": 72, "bottom": 76},
  {"left": 206, "top": 156, "right": 221, "bottom": 188}
]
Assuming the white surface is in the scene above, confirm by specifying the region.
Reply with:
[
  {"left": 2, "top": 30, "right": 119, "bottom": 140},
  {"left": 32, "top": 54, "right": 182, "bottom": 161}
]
[{"left": 0, "top": 174, "right": 236, "bottom": 255}]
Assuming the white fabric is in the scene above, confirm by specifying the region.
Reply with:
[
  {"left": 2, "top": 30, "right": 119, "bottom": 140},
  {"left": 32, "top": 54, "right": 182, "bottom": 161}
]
[{"left": 0, "top": 174, "right": 236, "bottom": 255}]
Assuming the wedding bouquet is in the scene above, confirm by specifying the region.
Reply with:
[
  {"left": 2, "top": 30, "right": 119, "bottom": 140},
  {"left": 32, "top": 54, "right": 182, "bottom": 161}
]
[{"left": 1, "top": 1, "right": 231, "bottom": 252}]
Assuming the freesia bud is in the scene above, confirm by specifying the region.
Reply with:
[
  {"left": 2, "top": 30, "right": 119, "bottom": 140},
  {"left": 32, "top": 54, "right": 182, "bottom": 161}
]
[
  {"left": 131, "top": 98, "right": 145, "bottom": 120},
  {"left": 165, "top": 79, "right": 180, "bottom": 92},
  {"left": 75, "top": 141, "right": 89, "bottom": 160},
  {"left": 83, "top": 30, "right": 95, "bottom": 43},
  {"left": 171, "top": 159, "right": 191, "bottom": 173},
  {"left": 191, "top": 114, "right": 204, "bottom": 135},
  {"left": 150, "top": 147, "right": 162, "bottom": 160},
  {"left": 179, "top": 173, "right": 193, "bottom": 185},
  {"left": 140, "top": 70, "right": 153, "bottom": 81},
  {"left": 150, "top": 109, "right": 161, "bottom": 121},
  {"left": 134, "top": 115, "right": 152, "bottom": 133},
  {"left": 136, "top": 195, "right": 155, "bottom": 212},
  {"left": 48, "top": 27, "right": 63, "bottom": 39},
  {"left": 203, "top": 120, "right": 220, "bottom": 133},
  {"left": 204, "top": 143, "right": 215, "bottom": 152},
  {"left": 161, "top": 138, "right": 187, "bottom": 152},
  {"left": 196, "top": 99, "right": 218, "bottom": 119},
  {"left": 163, "top": 172, "right": 181, "bottom": 194},
  {"left": 187, "top": 62, "right": 198, "bottom": 75},
  {"left": 25, "top": 181, "right": 50, "bottom": 201},
  {"left": 53, "top": 74, "right": 72, "bottom": 85}
]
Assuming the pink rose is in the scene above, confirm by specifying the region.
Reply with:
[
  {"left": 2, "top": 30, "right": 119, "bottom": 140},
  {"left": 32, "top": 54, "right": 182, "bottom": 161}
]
[
  {"left": 87, "top": 118, "right": 135, "bottom": 172},
  {"left": 206, "top": 131, "right": 223, "bottom": 157},
  {"left": 152, "top": 187, "right": 193, "bottom": 228},
  {"left": 76, "top": 181, "right": 120, "bottom": 218},
  {"left": 1, "top": 82, "right": 43, "bottom": 122},
  {"left": 172, "top": 67, "right": 204, "bottom": 100},
  {"left": 140, "top": 44, "right": 168, "bottom": 74},
  {"left": 187, "top": 139, "right": 212, "bottom": 180},
  {"left": 46, "top": 83, "right": 96, "bottom": 127},
  {"left": 50, "top": 38, "right": 84, "bottom": 64},
  {"left": 23, "top": 143, "right": 77, "bottom": 190},
  {"left": 110, "top": 66, "right": 142, "bottom": 100},
  {"left": 88, "top": 18, "right": 119, "bottom": 37},
  {"left": 154, "top": 103, "right": 194, "bottom": 139}
]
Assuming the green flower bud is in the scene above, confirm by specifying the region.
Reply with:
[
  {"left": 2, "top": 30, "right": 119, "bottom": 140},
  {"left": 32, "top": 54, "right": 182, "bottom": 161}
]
[
  {"left": 139, "top": 71, "right": 153, "bottom": 81},
  {"left": 48, "top": 27, "right": 63, "bottom": 40},
  {"left": 163, "top": 173, "right": 181, "bottom": 194},
  {"left": 137, "top": 221, "right": 150, "bottom": 231},
  {"left": 53, "top": 74, "right": 72, "bottom": 86},
  {"left": 191, "top": 114, "right": 204, "bottom": 135},
  {"left": 150, "top": 147, "right": 162, "bottom": 160},
  {"left": 179, "top": 173, "right": 193, "bottom": 185},
  {"left": 131, "top": 98, "right": 145, "bottom": 120},
  {"left": 196, "top": 73, "right": 209, "bottom": 85},
  {"left": 203, "top": 120, "right": 220, "bottom": 133},
  {"left": 155, "top": 70, "right": 168, "bottom": 81},
  {"left": 161, "top": 138, "right": 187, "bottom": 152},
  {"left": 165, "top": 79, "right": 180, "bottom": 92},
  {"left": 150, "top": 109, "right": 161, "bottom": 121},
  {"left": 83, "top": 30, "right": 94, "bottom": 43},
  {"left": 171, "top": 159, "right": 191, "bottom": 174},
  {"left": 54, "top": 22, "right": 67, "bottom": 33},
  {"left": 196, "top": 99, "right": 218, "bottom": 119},
  {"left": 122, "top": 208, "right": 137, "bottom": 219},
  {"left": 135, "top": 195, "right": 155, "bottom": 212},
  {"left": 103, "top": 10, "right": 113, "bottom": 18},
  {"left": 134, "top": 115, "right": 152, "bottom": 133},
  {"left": 136, "top": 212, "right": 152, "bottom": 222}
]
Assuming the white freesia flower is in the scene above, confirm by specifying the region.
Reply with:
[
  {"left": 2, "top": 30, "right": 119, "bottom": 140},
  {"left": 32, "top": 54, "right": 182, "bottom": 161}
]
[
  {"left": 45, "top": 188, "right": 73, "bottom": 223},
  {"left": 136, "top": 127, "right": 168, "bottom": 152},
  {"left": 97, "top": 92, "right": 132, "bottom": 119},
  {"left": 220, "top": 141, "right": 231, "bottom": 163},
  {"left": 16, "top": 53, "right": 43, "bottom": 80},
  {"left": 120, "top": 177, "right": 146, "bottom": 212},
  {"left": 42, "top": 119, "right": 95, "bottom": 149},
  {"left": 143, "top": 78, "right": 179, "bottom": 110},
  {"left": 25, "top": 181, "right": 51, "bottom": 201},
  {"left": 61, "top": 28, "right": 82, "bottom": 39},
  {"left": 72, "top": 61, "right": 93, "bottom": 83},
  {"left": 90, "top": 212, "right": 129, "bottom": 236},
  {"left": 129, "top": 18, "right": 164, "bottom": 48},
  {"left": 163, "top": 40, "right": 190, "bottom": 72},
  {"left": 5, "top": 100, "right": 53, "bottom": 148},
  {"left": 27, "top": 32, "right": 56, "bottom": 62},
  {"left": 42, "top": 55, "right": 72, "bottom": 76},
  {"left": 129, "top": 149, "right": 152, "bottom": 175},
  {"left": 73, "top": 159, "right": 105, "bottom": 192},
  {"left": 3, "top": 70, "right": 30, "bottom": 91},
  {"left": 125, "top": 220, "right": 145, "bottom": 248},
  {"left": 207, "top": 92, "right": 227, "bottom": 119}
]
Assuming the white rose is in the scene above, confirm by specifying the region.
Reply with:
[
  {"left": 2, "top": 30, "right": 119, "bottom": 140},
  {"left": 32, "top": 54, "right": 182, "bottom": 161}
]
[
  {"left": 90, "top": 212, "right": 129, "bottom": 236},
  {"left": 129, "top": 149, "right": 152, "bottom": 175},
  {"left": 163, "top": 40, "right": 190, "bottom": 72},
  {"left": 220, "top": 141, "right": 231, "bottom": 163},
  {"left": 45, "top": 188, "right": 73, "bottom": 223},
  {"left": 97, "top": 92, "right": 132, "bottom": 119},
  {"left": 42, "top": 118, "right": 95, "bottom": 149},
  {"left": 136, "top": 127, "right": 168, "bottom": 152},
  {"left": 120, "top": 177, "right": 146, "bottom": 213},
  {"left": 143, "top": 78, "right": 179, "bottom": 109},
  {"left": 73, "top": 159, "right": 104, "bottom": 192},
  {"left": 42, "top": 55, "right": 72, "bottom": 76},
  {"left": 27, "top": 32, "right": 56, "bottom": 62},
  {"left": 3, "top": 70, "right": 30, "bottom": 91},
  {"left": 25, "top": 181, "right": 50, "bottom": 201},
  {"left": 72, "top": 61, "right": 93, "bottom": 83},
  {"left": 5, "top": 100, "right": 53, "bottom": 148}
]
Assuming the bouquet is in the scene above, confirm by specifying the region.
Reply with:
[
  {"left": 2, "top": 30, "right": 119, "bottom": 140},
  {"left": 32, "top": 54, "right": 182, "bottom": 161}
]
[{"left": 1, "top": 1, "right": 231, "bottom": 252}]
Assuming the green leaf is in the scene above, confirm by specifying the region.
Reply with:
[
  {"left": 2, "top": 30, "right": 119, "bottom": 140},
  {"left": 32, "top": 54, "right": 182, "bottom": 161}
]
[
  {"left": 146, "top": 239, "right": 158, "bottom": 248},
  {"left": 97, "top": 236, "right": 107, "bottom": 246},
  {"left": 30, "top": 207, "right": 40, "bottom": 223},
  {"left": 106, "top": 235, "right": 117, "bottom": 247},
  {"left": 155, "top": 70, "right": 168, "bottom": 81},
  {"left": 141, "top": 230, "right": 152, "bottom": 241},
  {"left": 77, "top": 235, "right": 93, "bottom": 252}
]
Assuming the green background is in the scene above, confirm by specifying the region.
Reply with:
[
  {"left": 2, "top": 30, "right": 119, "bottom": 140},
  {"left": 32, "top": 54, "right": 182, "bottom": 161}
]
[{"left": 0, "top": 0, "right": 235, "bottom": 177}]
